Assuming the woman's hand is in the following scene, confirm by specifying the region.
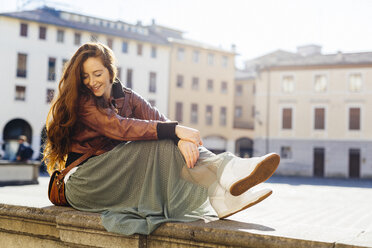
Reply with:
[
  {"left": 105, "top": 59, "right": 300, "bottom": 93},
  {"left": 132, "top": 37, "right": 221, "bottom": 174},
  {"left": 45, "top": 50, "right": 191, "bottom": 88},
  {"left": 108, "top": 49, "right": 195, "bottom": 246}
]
[
  {"left": 175, "top": 125, "right": 203, "bottom": 146},
  {"left": 178, "top": 140, "right": 199, "bottom": 168}
]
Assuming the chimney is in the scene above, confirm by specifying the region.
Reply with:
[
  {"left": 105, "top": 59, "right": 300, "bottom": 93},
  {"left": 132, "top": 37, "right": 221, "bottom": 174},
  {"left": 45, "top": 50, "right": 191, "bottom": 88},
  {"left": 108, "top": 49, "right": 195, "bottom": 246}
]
[
  {"left": 297, "top": 44, "right": 322, "bottom": 57},
  {"left": 231, "top": 44, "right": 236, "bottom": 52},
  {"left": 336, "top": 51, "right": 344, "bottom": 61}
]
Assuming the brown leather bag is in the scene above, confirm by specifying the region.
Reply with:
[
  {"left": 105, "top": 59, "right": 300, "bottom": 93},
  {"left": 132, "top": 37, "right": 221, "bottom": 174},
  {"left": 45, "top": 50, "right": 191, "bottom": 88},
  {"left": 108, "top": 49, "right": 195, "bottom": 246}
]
[{"left": 48, "top": 148, "right": 98, "bottom": 206}]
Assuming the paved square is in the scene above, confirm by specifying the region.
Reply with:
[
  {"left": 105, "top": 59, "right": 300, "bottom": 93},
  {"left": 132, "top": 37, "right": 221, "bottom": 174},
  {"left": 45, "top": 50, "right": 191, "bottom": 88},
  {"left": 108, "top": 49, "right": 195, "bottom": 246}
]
[{"left": 1, "top": 175, "right": 372, "bottom": 247}]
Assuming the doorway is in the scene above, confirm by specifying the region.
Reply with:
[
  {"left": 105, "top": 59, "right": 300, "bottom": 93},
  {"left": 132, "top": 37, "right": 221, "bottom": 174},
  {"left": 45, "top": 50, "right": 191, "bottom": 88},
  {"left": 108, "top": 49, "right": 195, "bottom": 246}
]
[
  {"left": 349, "top": 149, "right": 360, "bottom": 178},
  {"left": 313, "top": 147, "right": 325, "bottom": 177}
]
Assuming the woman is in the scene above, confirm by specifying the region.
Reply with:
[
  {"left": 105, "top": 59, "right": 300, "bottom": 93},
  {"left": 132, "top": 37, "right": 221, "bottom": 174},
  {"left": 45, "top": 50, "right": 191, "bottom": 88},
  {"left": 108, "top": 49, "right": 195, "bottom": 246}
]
[{"left": 44, "top": 42, "right": 280, "bottom": 235}]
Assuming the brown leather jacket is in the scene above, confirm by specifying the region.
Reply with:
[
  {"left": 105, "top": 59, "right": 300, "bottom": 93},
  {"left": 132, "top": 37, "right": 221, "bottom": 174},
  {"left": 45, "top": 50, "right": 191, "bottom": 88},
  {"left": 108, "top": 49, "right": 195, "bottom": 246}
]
[{"left": 70, "top": 82, "right": 177, "bottom": 155}]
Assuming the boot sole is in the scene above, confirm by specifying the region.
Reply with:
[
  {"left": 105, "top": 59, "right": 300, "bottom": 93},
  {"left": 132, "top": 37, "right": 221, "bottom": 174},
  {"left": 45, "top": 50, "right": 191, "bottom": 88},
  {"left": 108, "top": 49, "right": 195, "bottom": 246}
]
[
  {"left": 230, "top": 153, "right": 280, "bottom": 196},
  {"left": 219, "top": 190, "right": 273, "bottom": 219}
]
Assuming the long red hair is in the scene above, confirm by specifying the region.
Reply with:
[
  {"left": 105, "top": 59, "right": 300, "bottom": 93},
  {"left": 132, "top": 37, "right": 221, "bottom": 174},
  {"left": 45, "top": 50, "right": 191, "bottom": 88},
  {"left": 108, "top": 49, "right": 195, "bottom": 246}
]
[{"left": 43, "top": 42, "right": 117, "bottom": 174}]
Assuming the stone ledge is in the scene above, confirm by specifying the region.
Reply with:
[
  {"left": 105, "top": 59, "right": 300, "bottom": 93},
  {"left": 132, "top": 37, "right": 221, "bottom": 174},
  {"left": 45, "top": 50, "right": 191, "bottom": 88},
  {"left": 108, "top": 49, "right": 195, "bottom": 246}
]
[{"left": 0, "top": 203, "right": 371, "bottom": 248}]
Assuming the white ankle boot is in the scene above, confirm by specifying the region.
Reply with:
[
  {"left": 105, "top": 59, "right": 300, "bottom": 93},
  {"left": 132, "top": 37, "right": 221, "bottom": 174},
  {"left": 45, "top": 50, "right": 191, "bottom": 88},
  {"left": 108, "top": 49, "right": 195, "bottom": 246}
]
[
  {"left": 218, "top": 153, "right": 280, "bottom": 196},
  {"left": 208, "top": 182, "right": 272, "bottom": 219}
]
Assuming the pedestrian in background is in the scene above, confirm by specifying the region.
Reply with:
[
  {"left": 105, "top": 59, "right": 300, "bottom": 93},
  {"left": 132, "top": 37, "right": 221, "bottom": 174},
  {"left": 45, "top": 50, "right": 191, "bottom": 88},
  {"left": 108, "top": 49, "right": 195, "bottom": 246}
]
[
  {"left": 43, "top": 42, "right": 280, "bottom": 235},
  {"left": 15, "top": 135, "right": 33, "bottom": 162}
]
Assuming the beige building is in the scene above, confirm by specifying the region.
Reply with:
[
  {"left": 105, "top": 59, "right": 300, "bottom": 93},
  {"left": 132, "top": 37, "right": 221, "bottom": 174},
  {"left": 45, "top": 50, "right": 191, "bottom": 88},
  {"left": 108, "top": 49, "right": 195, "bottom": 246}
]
[
  {"left": 166, "top": 38, "right": 237, "bottom": 153},
  {"left": 251, "top": 45, "right": 372, "bottom": 178},
  {"left": 233, "top": 70, "right": 256, "bottom": 157}
]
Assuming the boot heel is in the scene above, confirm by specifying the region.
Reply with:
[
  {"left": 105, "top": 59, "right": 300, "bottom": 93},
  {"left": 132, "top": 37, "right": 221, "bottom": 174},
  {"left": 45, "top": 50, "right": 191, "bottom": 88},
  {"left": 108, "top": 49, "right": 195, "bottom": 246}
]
[{"left": 228, "top": 153, "right": 280, "bottom": 196}]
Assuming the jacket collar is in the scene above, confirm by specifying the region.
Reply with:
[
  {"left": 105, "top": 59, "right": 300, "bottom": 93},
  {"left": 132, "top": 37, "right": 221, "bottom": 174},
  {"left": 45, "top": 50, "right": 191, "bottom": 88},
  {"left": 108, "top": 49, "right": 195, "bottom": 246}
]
[{"left": 112, "top": 78, "right": 125, "bottom": 99}]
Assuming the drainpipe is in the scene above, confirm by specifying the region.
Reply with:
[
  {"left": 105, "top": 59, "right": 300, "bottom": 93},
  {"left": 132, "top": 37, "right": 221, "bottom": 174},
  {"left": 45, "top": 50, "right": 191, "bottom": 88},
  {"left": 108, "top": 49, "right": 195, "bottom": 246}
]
[{"left": 265, "top": 68, "right": 271, "bottom": 154}]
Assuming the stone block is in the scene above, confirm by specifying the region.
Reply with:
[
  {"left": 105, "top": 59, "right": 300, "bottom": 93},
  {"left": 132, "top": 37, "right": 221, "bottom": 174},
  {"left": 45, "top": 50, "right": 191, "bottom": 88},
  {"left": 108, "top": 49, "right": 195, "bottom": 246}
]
[{"left": 0, "top": 161, "right": 40, "bottom": 185}]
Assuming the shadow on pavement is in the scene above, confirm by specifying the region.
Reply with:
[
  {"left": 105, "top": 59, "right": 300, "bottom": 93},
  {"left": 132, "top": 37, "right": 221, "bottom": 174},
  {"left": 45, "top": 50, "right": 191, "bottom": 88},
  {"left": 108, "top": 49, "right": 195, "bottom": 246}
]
[
  {"left": 190, "top": 219, "right": 276, "bottom": 232},
  {"left": 267, "top": 175, "right": 372, "bottom": 188}
]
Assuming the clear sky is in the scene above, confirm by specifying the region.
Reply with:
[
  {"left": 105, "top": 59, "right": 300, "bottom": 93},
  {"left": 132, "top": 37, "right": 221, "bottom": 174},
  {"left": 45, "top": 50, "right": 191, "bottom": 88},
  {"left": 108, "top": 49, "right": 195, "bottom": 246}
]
[{"left": 1, "top": 0, "right": 372, "bottom": 68}]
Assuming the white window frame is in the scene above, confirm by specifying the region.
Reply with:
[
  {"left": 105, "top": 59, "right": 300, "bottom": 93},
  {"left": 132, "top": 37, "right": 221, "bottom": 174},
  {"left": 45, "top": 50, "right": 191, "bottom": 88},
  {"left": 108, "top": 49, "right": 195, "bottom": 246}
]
[
  {"left": 313, "top": 73, "right": 328, "bottom": 93},
  {"left": 193, "top": 50, "right": 199, "bottom": 63},
  {"left": 207, "top": 79, "right": 214, "bottom": 92},
  {"left": 208, "top": 53, "right": 214, "bottom": 65},
  {"left": 222, "top": 56, "right": 228, "bottom": 68},
  {"left": 279, "top": 105, "right": 295, "bottom": 134},
  {"left": 15, "top": 85, "right": 27, "bottom": 101},
  {"left": 219, "top": 107, "right": 227, "bottom": 126},
  {"left": 280, "top": 146, "right": 293, "bottom": 161},
  {"left": 346, "top": 104, "right": 363, "bottom": 133},
  {"left": 177, "top": 47, "right": 185, "bottom": 61},
  {"left": 151, "top": 46, "right": 157, "bottom": 58},
  {"left": 235, "top": 84, "right": 243, "bottom": 96},
  {"left": 122, "top": 41, "right": 129, "bottom": 53},
  {"left": 347, "top": 71, "right": 363, "bottom": 93},
  {"left": 235, "top": 106, "right": 242, "bottom": 118},
  {"left": 281, "top": 74, "right": 295, "bottom": 93},
  {"left": 311, "top": 105, "right": 328, "bottom": 133},
  {"left": 205, "top": 105, "right": 213, "bottom": 126},
  {"left": 56, "top": 29, "right": 64, "bottom": 43},
  {"left": 190, "top": 103, "right": 198, "bottom": 124},
  {"left": 192, "top": 77, "right": 199, "bottom": 90},
  {"left": 221, "top": 81, "right": 228, "bottom": 94}
]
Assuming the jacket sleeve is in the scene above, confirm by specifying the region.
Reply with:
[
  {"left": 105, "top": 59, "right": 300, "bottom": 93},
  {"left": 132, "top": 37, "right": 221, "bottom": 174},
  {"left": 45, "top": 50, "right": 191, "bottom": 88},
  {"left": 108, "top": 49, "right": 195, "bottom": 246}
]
[
  {"left": 130, "top": 90, "right": 169, "bottom": 121},
  {"left": 79, "top": 97, "right": 177, "bottom": 141}
]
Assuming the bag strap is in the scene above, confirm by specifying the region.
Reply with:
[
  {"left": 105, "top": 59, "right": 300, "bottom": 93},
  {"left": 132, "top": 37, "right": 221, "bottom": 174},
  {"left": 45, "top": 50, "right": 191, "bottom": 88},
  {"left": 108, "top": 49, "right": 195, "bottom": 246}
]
[{"left": 56, "top": 141, "right": 105, "bottom": 181}]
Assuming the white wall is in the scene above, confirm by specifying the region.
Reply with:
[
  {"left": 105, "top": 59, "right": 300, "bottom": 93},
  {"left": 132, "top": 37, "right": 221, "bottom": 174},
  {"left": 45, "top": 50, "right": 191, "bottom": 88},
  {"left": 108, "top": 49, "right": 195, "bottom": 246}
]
[{"left": 0, "top": 16, "right": 171, "bottom": 159}]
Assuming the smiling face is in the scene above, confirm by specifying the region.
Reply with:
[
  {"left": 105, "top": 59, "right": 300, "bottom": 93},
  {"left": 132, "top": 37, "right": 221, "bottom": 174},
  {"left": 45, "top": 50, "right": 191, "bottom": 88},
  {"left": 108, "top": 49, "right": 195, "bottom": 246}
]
[{"left": 82, "top": 57, "right": 112, "bottom": 100}]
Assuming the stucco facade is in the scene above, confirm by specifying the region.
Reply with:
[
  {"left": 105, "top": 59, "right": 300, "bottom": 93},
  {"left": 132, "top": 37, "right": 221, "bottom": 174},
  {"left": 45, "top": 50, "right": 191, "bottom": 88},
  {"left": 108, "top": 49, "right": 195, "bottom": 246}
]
[
  {"left": 167, "top": 39, "right": 237, "bottom": 153},
  {"left": 232, "top": 70, "right": 256, "bottom": 157},
  {"left": 254, "top": 57, "right": 372, "bottom": 178}
]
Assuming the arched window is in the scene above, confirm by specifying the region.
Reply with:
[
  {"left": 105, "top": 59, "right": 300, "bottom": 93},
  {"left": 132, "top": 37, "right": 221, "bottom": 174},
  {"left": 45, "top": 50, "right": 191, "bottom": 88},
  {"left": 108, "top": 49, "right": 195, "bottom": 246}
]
[
  {"left": 2, "top": 119, "right": 32, "bottom": 160},
  {"left": 235, "top": 138, "right": 254, "bottom": 158}
]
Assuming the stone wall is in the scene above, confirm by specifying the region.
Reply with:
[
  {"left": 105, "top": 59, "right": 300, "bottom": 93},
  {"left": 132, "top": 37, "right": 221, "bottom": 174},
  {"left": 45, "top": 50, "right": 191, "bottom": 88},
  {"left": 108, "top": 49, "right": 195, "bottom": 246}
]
[{"left": 0, "top": 203, "right": 342, "bottom": 248}]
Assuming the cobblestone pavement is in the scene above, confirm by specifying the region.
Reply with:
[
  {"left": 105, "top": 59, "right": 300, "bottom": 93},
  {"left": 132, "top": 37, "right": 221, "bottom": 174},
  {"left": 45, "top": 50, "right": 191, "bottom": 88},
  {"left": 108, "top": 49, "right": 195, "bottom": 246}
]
[
  {"left": 1, "top": 175, "right": 372, "bottom": 246},
  {"left": 229, "top": 176, "right": 372, "bottom": 246},
  {"left": 232, "top": 176, "right": 372, "bottom": 232}
]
